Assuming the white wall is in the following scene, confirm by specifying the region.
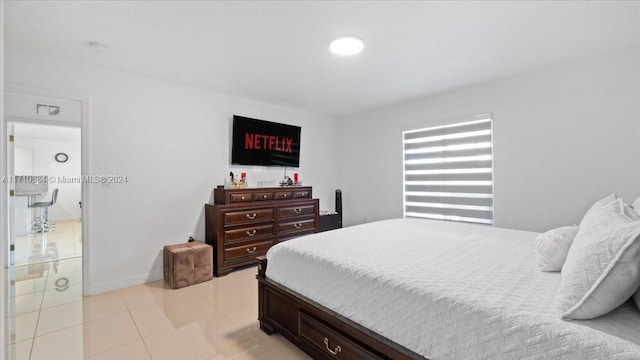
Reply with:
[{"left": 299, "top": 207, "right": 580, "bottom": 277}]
[
  {"left": 5, "top": 48, "right": 340, "bottom": 294},
  {"left": 338, "top": 48, "right": 640, "bottom": 232}
]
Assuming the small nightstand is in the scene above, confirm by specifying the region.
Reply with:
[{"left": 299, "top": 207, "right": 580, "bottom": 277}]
[{"left": 319, "top": 213, "right": 342, "bottom": 232}]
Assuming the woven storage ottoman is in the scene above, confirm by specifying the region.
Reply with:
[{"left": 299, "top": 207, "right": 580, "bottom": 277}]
[{"left": 163, "top": 242, "right": 213, "bottom": 289}]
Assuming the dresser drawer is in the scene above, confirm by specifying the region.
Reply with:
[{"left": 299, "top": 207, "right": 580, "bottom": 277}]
[
  {"left": 293, "top": 189, "right": 311, "bottom": 199},
  {"left": 277, "top": 218, "right": 316, "bottom": 235},
  {"left": 224, "top": 208, "right": 274, "bottom": 226},
  {"left": 274, "top": 191, "right": 293, "bottom": 200},
  {"left": 224, "top": 240, "right": 272, "bottom": 262},
  {"left": 278, "top": 203, "right": 316, "bottom": 219},
  {"left": 229, "top": 193, "right": 253, "bottom": 203},
  {"left": 224, "top": 224, "right": 274, "bottom": 244},
  {"left": 254, "top": 192, "right": 274, "bottom": 201},
  {"left": 300, "top": 312, "right": 383, "bottom": 360}
]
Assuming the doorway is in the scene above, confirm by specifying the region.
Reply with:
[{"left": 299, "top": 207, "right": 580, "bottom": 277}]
[
  {"left": 9, "top": 122, "right": 82, "bottom": 267},
  {"left": 4, "top": 93, "right": 84, "bottom": 359},
  {"left": 5, "top": 93, "right": 82, "bottom": 267}
]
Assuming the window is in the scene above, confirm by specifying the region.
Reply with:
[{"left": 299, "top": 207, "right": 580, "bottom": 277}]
[{"left": 402, "top": 114, "right": 493, "bottom": 224}]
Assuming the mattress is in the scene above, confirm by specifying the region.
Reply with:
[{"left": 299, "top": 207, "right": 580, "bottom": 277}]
[{"left": 265, "top": 218, "right": 640, "bottom": 359}]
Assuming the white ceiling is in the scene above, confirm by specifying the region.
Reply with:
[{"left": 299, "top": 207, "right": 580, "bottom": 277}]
[{"left": 5, "top": 1, "right": 640, "bottom": 117}]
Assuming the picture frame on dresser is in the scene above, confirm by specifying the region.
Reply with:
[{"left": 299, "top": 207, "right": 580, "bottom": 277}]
[{"left": 205, "top": 186, "right": 319, "bottom": 276}]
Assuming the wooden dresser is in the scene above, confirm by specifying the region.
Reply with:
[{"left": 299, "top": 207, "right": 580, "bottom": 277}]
[{"left": 205, "top": 186, "right": 319, "bottom": 276}]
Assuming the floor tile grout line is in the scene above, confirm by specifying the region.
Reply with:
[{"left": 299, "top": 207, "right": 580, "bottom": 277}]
[
  {"left": 33, "top": 320, "right": 80, "bottom": 339},
  {"left": 10, "top": 255, "right": 81, "bottom": 269},
  {"left": 126, "top": 305, "right": 145, "bottom": 340},
  {"left": 27, "top": 264, "right": 50, "bottom": 360},
  {"left": 193, "top": 279, "right": 264, "bottom": 345},
  {"left": 124, "top": 306, "right": 154, "bottom": 359},
  {"left": 81, "top": 311, "right": 140, "bottom": 358},
  {"left": 137, "top": 326, "right": 155, "bottom": 359},
  {"left": 33, "top": 306, "right": 132, "bottom": 347},
  {"left": 28, "top": 312, "right": 39, "bottom": 360},
  {"left": 3, "top": 312, "right": 36, "bottom": 345},
  {"left": 32, "top": 297, "right": 82, "bottom": 316},
  {"left": 5, "top": 257, "right": 81, "bottom": 360},
  {"left": 85, "top": 337, "right": 146, "bottom": 360},
  {"left": 31, "top": 298, "right": 104, "bottom": 338},
  {"left": 39, "top": 283, "right": 83, "bottom": 311}
]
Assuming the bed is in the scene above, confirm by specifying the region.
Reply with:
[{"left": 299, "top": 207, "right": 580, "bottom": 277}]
[{"left": 256, "top": 218, "right": 640, "bottom": 359}]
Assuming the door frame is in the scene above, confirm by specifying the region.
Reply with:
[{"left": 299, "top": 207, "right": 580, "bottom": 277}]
[
  {"left": 3, "top": 83, "right": 92, "bottom": 296},
  {"left": 6, "top": 122, "right": 14, "bottom": 265},
  {"left": 1, "top": 2, "right": 5, "bottom": 353}
]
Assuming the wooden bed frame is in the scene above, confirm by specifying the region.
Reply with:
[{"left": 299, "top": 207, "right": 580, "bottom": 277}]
[{"left": 256, "top": 256, "right": 426, "bottom": 360}]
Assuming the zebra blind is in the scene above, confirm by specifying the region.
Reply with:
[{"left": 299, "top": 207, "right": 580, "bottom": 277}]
[{"left": 403, "top": 115, "right": 493, "bottom": 224}]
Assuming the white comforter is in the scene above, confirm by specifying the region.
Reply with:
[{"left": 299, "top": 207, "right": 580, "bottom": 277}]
[{"left": 265, "top": 218, "right": 640, "bottom": 359}]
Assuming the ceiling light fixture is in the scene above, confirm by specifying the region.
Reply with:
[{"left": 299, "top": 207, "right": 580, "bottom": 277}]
[
  {"left": 329, "top": 35, "right": 364, "bottom": 56},
  {"left": 88, "top": 42, "right": 108, "bottom": 53}
]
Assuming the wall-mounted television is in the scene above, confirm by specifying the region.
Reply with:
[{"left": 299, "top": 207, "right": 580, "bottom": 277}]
[{"left": 231, "top": 115, "right": 301, "bottom": 167}]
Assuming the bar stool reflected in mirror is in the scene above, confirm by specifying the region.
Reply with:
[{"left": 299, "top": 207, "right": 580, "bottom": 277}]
[{"left": 29, "top": 188, "right": 59, "bottom": 233}]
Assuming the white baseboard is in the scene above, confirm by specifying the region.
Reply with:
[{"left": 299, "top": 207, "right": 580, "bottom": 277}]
[{"left": 84, "top": 268, "right": 163, "bottom": 296}]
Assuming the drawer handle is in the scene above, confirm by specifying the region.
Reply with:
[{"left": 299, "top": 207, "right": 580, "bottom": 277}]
[
  {"left": 246, "top": 247, "right": 257, "bottom": 254},
  {"left": 294, "top": 208, "right": 302, "bottom": 214},
  {"left": 241, "top": 196, "right": 246, "bottom": 200},
  {"left": 323, "top": 338, "right": 341, "bottom": 356},
  {"left": 283, "top": 194, "right": 287, "bottom": 198},
  {"left": 246, "top": 230, "right": 257, "bottom": 237},
  {"left": 246, "top": 213, "right": 257, "bottom": 220},
  {"left": 262, "top": 195, "right": 268, "bottom": 199},
  {"left": 294, "top": 223, "right": 302, "bottom": 229}
]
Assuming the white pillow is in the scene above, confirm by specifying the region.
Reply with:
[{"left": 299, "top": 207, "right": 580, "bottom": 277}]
[
  {"left": 633, "top": 196, "right": 640, "bottom": 213},
  {"left": 534, "top": 226, "right": 579, "bottom": 272},
  {"left": 597, "top": 195, "right": 640, "bottom": 312},
  {"left": 579, "top": 193, "right": 617, "bottom": 226},
  {"left": 628, "top": 196, "right": 640, "bottom": 309},
  {"left": 624, "top": 203, "right": 640, "bottom": 221},
  {"left": 555, "top": 198, "right": 640, "bottom": 320}
]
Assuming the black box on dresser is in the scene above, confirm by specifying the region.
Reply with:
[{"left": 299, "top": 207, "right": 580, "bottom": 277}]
[{"left": 205, "top": 186, "right": 319, "bottom": 276}]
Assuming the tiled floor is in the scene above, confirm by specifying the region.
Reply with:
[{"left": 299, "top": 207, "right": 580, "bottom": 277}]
[
  {"left": 4, "top": 259, "right": 310, "bottom": 359},
  {"left": 13, "top": 219, "right": 82, "bottom": 266}
]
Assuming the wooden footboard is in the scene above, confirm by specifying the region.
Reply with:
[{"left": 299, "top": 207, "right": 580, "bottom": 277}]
[{"left": 256, "top": 256, "right": 426, "bottom": 360}]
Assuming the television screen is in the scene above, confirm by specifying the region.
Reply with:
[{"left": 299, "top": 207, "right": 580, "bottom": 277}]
[{"left": 231, "top": 115, "right": 301, "bottom": 167}]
